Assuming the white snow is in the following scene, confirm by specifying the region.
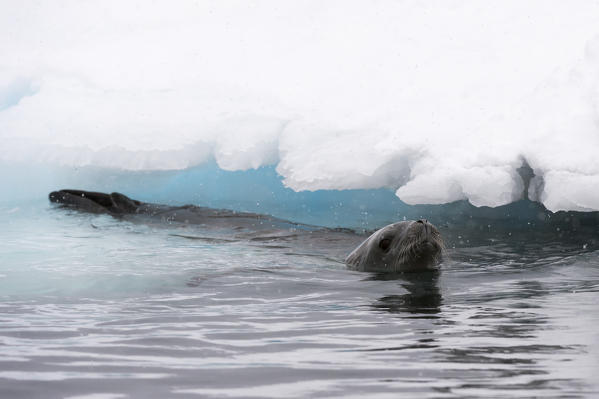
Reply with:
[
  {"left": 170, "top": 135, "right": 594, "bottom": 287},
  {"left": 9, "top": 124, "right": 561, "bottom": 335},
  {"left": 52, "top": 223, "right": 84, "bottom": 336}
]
[{"left": 1, "top": 0, "right": 599, "bottom": 211}]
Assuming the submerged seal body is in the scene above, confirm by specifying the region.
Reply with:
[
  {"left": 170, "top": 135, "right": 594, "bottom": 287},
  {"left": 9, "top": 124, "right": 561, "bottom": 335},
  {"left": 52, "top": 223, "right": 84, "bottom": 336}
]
[
  {"left": 48, "top": 189, "right": 312, "bottom": 231},
  {"left": 49, "top": 190, "right": 443, "bottom": 273},
  {"left": 345, "top": 220, "right": 443, "bottom": 272}
]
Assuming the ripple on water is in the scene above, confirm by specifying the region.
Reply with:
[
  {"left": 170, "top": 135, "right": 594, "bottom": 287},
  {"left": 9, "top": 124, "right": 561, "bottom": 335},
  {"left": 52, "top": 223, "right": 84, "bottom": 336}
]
[{"left": 0, "top": 207, "right": 598, "bottom": 398}]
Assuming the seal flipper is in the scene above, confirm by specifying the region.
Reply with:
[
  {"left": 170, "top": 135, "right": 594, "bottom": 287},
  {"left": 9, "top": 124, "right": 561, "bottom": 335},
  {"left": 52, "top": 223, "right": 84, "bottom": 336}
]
[{"left": 49, "top": 189, "right": 141, "bottom": 215}]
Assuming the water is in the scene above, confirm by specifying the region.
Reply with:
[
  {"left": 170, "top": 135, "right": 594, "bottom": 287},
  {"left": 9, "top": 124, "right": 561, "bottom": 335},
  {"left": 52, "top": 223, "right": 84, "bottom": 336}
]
[{"left": 1, "top": 201, "right": 598, "bottom": 398}]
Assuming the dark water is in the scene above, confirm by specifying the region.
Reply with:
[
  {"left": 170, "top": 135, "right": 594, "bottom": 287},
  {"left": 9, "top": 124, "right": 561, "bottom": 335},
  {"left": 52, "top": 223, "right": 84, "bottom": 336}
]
[{"left": 1, "top": 202, "right": 598, "bottom": 398}]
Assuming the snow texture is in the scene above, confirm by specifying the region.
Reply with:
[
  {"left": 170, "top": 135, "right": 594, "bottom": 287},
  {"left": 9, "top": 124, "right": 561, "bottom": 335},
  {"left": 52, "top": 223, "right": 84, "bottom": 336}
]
[{"left": 1, "top": 1, "right": 599, "bottom": 211}]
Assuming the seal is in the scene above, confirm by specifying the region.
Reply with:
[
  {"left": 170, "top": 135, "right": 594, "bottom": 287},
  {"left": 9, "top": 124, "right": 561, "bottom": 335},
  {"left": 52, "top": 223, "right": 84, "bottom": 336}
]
[
  {"left": 345, "top": 220, "right": 443, "bottom": 272},
  {"left": 48, "top": 190, "right": 141, "bottom": 214},
  {"left": 49, "top": 189, "right": 443, "bottom": 273},
  {"left": 48, "top": 189, "right": 308, "bottom": 231}
]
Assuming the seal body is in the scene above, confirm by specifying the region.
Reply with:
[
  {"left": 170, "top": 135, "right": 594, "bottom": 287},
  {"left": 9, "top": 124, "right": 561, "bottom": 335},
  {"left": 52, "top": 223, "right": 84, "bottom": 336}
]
[
  {"left": 48, "top": 190, "right": 443, "bottom": 272},
  {"left": 48, "top": 189, "right": 310, "bottom": 231},
  {"left": 345, "top": 220, "right": 443, "bottom": 272}
]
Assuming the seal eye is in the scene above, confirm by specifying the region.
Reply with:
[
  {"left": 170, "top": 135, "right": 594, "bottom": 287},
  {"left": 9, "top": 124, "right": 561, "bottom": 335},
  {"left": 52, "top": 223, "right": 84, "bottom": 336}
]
[{"left": 379, "top": 238, "right": 391, "bottom": 251}]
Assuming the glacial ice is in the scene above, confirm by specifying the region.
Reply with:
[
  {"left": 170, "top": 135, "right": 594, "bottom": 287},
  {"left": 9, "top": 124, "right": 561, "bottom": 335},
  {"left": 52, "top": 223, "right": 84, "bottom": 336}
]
[{"left": 1, "top": 1, "right": 599, "bottom": 212}]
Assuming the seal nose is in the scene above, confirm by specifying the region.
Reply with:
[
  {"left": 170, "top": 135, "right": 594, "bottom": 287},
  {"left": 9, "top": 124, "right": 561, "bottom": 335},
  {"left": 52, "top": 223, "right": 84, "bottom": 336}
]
[{"left": 416, "top": 219, "right": 430, "bottom": 235}]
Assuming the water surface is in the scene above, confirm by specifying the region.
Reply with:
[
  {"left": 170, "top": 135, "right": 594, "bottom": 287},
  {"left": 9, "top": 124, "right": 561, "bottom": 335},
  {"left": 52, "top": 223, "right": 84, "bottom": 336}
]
[{"left": 0, "top": 201, "right": 597, "bottom": 398}]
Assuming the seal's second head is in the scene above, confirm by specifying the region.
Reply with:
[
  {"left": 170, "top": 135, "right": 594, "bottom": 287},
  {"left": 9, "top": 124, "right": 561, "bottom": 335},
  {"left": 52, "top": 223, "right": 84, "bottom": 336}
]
[{"left": 346, "top": 220, "right": 443, "bottom": 273}]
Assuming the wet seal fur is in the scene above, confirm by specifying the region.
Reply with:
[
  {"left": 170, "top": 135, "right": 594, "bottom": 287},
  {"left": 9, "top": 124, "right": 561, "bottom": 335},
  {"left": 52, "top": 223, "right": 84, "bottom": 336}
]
[
  {"left": 345, "top": 220, "right": 444, "bottom": 272},
  {"left": 49, "top": 190, "right": 444, "bottom": 273}
]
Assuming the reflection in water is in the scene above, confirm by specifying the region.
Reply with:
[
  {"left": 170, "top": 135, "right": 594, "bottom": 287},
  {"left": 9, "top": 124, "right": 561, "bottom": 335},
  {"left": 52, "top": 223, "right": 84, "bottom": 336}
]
[
  {"left": 1, "top": 204, "right": 598, "bottom": 398},
  {"left": 369, "top": 271, "right": 442, "bottom": 315},
  {"left": 361, "top": 253, "right": 594, "bottom": 397}
]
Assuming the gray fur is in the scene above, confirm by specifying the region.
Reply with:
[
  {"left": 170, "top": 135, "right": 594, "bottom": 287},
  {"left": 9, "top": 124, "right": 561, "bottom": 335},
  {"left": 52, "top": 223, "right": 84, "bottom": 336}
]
[{"left": 346, "top": 220, "right": 443, "bottom": 272}]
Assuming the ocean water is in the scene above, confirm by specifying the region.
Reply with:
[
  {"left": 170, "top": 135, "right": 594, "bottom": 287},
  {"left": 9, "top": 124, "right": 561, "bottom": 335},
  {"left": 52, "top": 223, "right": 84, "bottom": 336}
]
[
  {"left": 1, "top": 195, "right": 598, "bottom": 399},
  {"left": 3, "top": 1, "right": 599, "bottom": 397}
]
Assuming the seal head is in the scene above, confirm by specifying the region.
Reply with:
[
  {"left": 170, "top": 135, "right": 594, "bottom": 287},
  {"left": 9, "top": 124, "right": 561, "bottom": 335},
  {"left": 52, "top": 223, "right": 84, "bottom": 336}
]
[{"left": 346, "top": 220, "right": 443, "bottom": 272}]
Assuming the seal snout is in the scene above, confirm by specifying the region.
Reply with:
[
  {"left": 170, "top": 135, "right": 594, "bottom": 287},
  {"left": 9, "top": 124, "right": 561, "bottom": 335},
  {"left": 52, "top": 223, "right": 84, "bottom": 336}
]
[
  {"left": 414, "top": 239, "right": 438, "bottom": 257},
  {"left": 413, "top": 220, "right": 439, "bottom": 242},
  {"left": 409, "top": 220, "right": 443, "bottom": 265}
]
